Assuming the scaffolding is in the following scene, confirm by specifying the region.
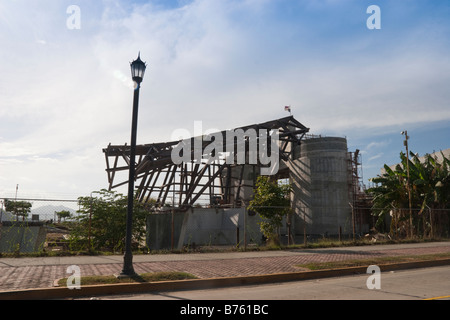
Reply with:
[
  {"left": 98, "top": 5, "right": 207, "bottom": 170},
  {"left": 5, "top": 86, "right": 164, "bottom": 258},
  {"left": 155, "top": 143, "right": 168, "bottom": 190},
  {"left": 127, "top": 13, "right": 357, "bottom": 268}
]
[{"left": 348, "top": 150, "right": 373, "bottom": 235}]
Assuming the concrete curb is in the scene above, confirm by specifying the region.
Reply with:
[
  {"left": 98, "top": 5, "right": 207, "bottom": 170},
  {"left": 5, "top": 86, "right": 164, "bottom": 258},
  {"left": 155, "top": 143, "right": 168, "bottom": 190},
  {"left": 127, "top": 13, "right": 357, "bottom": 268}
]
[{"left": 1, "top": 258, "right": 450, "bottom": 300}]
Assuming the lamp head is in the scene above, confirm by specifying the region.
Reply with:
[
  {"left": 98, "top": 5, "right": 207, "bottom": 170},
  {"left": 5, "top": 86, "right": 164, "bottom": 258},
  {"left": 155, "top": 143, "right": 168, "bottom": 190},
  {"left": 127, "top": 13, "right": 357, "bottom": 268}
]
[{"left": 130, "top": 52, "right": 147, "bottom": 84}]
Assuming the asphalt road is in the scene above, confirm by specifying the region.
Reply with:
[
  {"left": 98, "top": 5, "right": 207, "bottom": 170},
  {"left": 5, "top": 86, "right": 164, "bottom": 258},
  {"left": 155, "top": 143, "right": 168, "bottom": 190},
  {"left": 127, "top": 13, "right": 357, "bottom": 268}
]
[{"left": 90, "top": 265, "right": 450, "bottom": 300}]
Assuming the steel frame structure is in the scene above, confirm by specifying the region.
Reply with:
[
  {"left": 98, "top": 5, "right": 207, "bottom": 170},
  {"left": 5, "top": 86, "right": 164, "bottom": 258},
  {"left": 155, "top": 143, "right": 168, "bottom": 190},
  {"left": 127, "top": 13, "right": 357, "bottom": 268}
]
[{"left": 103, "top": 116, "right": 309, "bottom": 211}]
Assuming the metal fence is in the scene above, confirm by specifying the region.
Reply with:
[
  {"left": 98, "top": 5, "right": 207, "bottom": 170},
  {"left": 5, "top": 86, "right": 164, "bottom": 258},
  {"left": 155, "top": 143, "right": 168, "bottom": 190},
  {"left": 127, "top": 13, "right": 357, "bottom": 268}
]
[
  {"left": 0, "top": 198, "right": 80, "bottom": 253},
  {"left": 370, "top": 207, "right": 450, "bottom": 239},
  {"left": 0, "top": 198, "right": 80, "bottom": 223},
  {"left": 147, "top": 205, "right": 450, "bottom": 251},
  {"left": 1, "top": 197, "right": 448, "bottom": 253}
]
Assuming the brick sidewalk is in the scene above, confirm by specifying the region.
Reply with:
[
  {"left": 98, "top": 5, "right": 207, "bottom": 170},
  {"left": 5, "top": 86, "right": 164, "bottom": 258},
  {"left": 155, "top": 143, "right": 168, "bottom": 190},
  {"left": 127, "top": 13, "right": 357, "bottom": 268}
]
[{"left": 1, "top": 243, "right": 450, "bottom": 292}]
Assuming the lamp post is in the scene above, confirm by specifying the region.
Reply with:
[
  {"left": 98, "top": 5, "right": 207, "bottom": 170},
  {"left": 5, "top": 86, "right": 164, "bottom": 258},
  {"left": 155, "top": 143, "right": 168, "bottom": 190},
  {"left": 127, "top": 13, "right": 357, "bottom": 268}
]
[
  {"left": 120, "top": 53, "right": 147, "bottom": 277},
  {"left": 401, "top": 130, "right": 413, "bottom": 238}
]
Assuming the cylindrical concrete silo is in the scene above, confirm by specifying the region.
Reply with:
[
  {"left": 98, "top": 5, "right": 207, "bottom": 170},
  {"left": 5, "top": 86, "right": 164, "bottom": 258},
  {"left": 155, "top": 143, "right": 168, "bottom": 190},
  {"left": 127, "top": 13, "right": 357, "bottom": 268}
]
[{"left": 288, "top": 136, "right": 351, "bottom": 240}]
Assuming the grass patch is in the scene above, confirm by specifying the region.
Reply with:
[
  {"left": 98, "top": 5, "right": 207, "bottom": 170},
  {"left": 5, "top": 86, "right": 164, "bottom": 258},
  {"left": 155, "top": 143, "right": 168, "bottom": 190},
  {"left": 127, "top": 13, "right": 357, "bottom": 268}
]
[
  {"left": 3, "top": 237, "right": 449, "bottom": 258},
  {"left": 297, "top": 252, "right": 450, "bottom": 271},
  {"left": 57, "top": 271, "right": 197, "bottom": 287}
]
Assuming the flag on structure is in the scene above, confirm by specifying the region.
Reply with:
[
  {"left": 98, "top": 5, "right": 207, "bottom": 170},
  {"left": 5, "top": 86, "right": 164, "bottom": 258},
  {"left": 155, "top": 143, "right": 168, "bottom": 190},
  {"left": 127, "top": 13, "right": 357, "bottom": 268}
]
[{"left": 284, "top": 106, "right": 291, "bottom": 112}]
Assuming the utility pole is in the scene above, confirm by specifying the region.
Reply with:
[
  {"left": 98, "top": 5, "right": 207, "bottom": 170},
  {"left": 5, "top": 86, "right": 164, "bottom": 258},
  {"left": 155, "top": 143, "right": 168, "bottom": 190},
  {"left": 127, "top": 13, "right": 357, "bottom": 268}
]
[{"left": 401, "top": 130, "right": 413, "bottom": 238}]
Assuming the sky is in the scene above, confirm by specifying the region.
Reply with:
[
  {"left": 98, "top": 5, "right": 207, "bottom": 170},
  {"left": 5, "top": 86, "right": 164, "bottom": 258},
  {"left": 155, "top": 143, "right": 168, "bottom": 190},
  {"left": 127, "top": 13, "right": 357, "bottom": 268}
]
[{"left": 0, "top": 0, "right": 449, "bottom": 200}]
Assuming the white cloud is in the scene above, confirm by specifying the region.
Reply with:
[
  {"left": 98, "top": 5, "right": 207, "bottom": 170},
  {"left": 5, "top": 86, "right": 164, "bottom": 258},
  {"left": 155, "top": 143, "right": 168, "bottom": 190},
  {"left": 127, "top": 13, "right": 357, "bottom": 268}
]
[
  {"left": 365, "top": 140, "right": 391, "bottom": 151},
  {"left": 1, "top": 0, "right": 449, "bottom": 196},
  {"left": 368, "top": 153, "right": 384, "bottom": 162}
]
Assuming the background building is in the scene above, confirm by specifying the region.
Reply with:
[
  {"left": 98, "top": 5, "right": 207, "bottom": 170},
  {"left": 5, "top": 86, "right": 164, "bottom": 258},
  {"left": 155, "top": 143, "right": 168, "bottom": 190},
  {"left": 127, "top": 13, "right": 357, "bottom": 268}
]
[{"left": 104, "top": 117, "right": 371, "bottom": 249}]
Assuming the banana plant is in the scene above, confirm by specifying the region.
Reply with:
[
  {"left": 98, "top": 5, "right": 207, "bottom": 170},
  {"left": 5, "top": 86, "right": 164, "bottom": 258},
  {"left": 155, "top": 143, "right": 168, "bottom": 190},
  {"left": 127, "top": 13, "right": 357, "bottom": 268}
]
[{"left": 368, "top": 151, "right": 450, "bottom": 238}]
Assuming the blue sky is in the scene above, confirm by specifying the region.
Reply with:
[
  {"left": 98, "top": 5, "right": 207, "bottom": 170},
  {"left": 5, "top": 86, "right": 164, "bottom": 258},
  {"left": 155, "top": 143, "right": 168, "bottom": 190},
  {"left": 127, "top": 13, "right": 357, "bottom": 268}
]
[{"left": 0, "top": 0, "right": 449, "bottom": 198}]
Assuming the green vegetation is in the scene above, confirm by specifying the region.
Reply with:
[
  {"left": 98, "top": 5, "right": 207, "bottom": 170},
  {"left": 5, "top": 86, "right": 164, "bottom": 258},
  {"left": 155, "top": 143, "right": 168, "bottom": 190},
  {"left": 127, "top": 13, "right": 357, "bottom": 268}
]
[
  {"left": 368, "top": 151, "right": 450, "bottom": 239},
  {"left": 2, "top": 232, "right": 448, "bottom": 258},
  {"left": 57, "top": 271, "right": 197, "bottom": 287},
  {"left": 55, "top": 210, "right": 71, "bottom": 223},
  {"left": 247, "top": 176, "right": 292, "bottom": 246},
  {"left": 298, "top": 252, "right": 450, "bottom": 271},
  {"left": 68, "top": 189, "right": 152, "bottom": 253},
  {"left": 3, "top": 199, "right": 32, "bottom": 220}
]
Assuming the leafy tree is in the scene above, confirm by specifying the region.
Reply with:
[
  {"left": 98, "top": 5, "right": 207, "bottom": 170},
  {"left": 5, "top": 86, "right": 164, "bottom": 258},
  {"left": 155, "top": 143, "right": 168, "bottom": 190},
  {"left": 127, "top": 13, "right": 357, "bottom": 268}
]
[
  {"left": 70, "top": 189, "right": 150, "bottom": 252},
  {"left": 247, "top": 176, "right": 292, "bottom": 245},
  {"left": 4, "top": 199, "right": 32, "bottom": 221},
  {"left": 55, "top": 210, "right": 71, "bottom": 223}
]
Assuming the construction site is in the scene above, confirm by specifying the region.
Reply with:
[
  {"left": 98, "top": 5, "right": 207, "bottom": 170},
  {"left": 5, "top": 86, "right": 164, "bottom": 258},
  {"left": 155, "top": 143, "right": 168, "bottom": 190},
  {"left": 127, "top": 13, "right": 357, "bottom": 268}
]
[{"left": 103, "top": 116, "right": 373, "bottom": 250}]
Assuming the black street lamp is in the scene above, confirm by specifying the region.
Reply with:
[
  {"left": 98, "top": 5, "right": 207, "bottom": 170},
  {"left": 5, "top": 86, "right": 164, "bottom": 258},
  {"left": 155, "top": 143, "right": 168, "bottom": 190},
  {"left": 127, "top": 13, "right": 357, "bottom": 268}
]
[{"left": 119, "top": 53, "right": 147, "bottom": 277}]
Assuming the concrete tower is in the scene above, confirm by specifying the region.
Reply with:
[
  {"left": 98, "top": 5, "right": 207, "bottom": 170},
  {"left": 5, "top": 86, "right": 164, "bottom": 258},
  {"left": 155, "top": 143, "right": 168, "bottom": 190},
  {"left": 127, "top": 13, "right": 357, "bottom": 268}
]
[{"left": 288, "top": 136, "right": 352, "bottom": 239}]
